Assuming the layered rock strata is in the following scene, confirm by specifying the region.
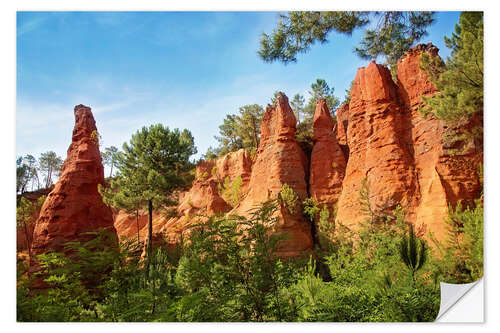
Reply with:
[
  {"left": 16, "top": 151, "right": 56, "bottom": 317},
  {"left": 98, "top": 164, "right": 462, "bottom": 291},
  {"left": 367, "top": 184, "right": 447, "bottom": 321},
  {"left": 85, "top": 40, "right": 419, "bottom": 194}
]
[
  {"left": 31, "top": 105, "right": 117, "bottom": 256},
  {"left": 233, "top": 93, "right": 313, "bottom": 257}
]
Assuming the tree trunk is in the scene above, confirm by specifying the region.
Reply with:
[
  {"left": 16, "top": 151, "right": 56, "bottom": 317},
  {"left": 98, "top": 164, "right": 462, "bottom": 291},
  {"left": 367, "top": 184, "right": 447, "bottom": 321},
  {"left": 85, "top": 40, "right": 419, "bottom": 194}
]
[
  {"left": 109, "top": 163, "right": 113, "bottom": 178},
  {"left": 147, "top": 199, "right": 153, "bottom": 259},
  {"left": 136, "top": 209, "right": 140, "bottom": 245}
]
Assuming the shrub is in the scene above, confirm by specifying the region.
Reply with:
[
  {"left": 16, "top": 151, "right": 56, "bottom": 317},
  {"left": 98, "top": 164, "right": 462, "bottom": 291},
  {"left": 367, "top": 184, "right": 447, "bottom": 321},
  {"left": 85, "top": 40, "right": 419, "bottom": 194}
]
[
  {"left": 280, "top": 183, "right": 299, "bottom": 214},
  {"left": 219, "top": 176, "right": 243, "bottom": 206},
  {"left": 430, "top": 200, "right": 483, "bottom": 283}
]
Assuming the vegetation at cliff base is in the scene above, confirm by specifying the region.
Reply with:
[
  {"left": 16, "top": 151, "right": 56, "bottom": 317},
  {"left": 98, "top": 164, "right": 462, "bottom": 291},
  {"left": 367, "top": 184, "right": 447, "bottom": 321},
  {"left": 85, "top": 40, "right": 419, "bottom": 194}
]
[{"left": 17, "top": 186, "right": 483, "bottom": 322}]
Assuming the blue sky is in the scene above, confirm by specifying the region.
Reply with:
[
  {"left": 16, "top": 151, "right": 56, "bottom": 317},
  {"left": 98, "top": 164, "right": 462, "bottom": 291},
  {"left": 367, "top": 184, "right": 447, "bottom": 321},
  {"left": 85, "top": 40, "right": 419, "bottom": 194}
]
[{"left": 17, "top": 11, "right": 460, "bottom": 172}]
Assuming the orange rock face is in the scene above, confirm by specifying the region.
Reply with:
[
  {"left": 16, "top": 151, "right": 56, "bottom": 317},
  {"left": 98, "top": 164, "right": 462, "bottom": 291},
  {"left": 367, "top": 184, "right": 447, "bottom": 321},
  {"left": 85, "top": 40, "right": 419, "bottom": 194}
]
[
  {"left": 214, "top": 149, "right": 253, "bottom": 195},
  {"left": 310, "top": 99, "right": 346, "bottom": 207},
  {"left": 396, "top": 43, "right": 482, "bottom": 240},
  {"left": 109, "top": 43, "right": 481, "bottom": 255},
  {"left": 234, "top": 93, "right": 313, "bottom": 257},
  {"left": 330, "top": 43, "right": 482, "bottom": 241},
  {"left": 336, "top": 102, "right": 349, "bottom": 148},
  {"left": 113, "top": 209, "right": 149, "bottom": 242},
  {"left": 335, "top": 61, "right": 418, "bottom": 230},
  {"left": 31, "top": 105, "right": 117, "bottom": 256}
]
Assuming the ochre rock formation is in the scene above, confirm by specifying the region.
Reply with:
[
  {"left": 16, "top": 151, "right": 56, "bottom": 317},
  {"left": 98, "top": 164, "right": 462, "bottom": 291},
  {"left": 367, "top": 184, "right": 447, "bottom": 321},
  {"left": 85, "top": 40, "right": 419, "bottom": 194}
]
[
  {"left": 233, "top": 93, "right": 313, "bottom": 257},
  {"left": 309, "top": 99, "right": 346, "bottom": 208},
  {"left": 396, "top": 43, "right": 482, "bottom": 240},
  {"left": 331, "top": 43, "right": 481, "bottom": 241},
  {"left": 31, "top": 105, "right": 117, "bottom": 256},
  {"left": 109, "top": 43, "right": 481, "bottom": 255},
  {"left": 113, "top": 209, "right": 149, "bottom": 242},
  {"left": 214, "top": 148, "right": 253, "bottom": 195},
  {"left": 335, "top": 61, "right": 418, "bottom": 231}
]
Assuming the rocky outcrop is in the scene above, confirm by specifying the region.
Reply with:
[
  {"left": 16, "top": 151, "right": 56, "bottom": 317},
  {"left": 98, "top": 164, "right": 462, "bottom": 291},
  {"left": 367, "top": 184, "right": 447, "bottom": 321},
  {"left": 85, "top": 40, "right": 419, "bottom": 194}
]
[
  {"left": 328, "top": 43, "right": 481, "bottom": 242},
  {"left": 233, "top": 93, "right": 313, "bottom": 257},
  {"left": 335, "top": 61, "right": 418, "bottom": 231},
  {"left": 31, "top": 105, "right": 117, "bottom": 257},
  {"left": 109, "top": 43, "right": 481, "bottom": 254},
  {"left": 214, "top": 149, "right": 253, "bottom": 195},
  {"left": 396, "top": 43, "right": 482, "bottom": 240},
  {"left": 309, "top": 99, "right": 346, "bottom": 208}
]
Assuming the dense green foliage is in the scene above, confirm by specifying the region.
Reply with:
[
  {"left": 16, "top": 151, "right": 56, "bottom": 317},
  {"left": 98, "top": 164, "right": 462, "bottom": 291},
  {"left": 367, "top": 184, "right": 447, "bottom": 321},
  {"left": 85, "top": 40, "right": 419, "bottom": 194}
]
[
  {"left": 17, "top": 12, "right": 483, "bottom": 323},
  {"left": 279, "top": 183, "right": 299, "bottom": 214},
  {"left": 420, "top": 12, "right": 483, "bottom": 122},
  {"left": 17, "top": 186, "right": 483, "bottom": 322},
  {"left": 429, "top": 201, "right": 483, "bottom": 283},
  {"left": 217, "top": 175, "right": 243, "bottom": 207},
  {"left": 258, "top": 11, "right": 435, "bottom": 67}
]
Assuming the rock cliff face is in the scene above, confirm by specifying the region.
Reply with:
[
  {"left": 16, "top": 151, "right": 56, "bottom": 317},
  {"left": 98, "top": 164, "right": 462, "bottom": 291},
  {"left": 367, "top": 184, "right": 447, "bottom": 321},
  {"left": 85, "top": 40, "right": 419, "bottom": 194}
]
[
  {"left": 331, "top": 43, "right": 482, "bottom": 241},
  {"left": 31, "top": 105, "right": 117, "bottom": 256},
  {"left": 396, "top": 43, "right": 482, "bottom": 240},
  {"left": 335, "top": 61, "right": 418, "bottom": 231},
  {"left": 233, "top": 93, "right": 313, "bottom": 257},
  {"left": 310, "top": 99, "right": 346, "bottom": 207},
  {"left": 110, "top": 43, "right": 481, "bottom": 255}
]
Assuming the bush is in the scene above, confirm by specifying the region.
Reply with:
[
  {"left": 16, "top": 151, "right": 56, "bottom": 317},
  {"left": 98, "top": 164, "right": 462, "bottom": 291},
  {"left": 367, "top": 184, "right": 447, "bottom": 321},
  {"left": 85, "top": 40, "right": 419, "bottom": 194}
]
[
  {"left": 219, "top": 176, "right": 243, "bottom": 207},
  {"left": 280, "top": 183, "right": 299, "bottom": 214},
  {"left": 430, "top": 201, "right": 483, "bottom": 283}
]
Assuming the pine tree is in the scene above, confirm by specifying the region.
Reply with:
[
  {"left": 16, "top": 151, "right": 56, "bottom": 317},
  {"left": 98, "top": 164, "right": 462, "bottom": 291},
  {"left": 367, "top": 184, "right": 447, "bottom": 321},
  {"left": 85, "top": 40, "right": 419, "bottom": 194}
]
[
  {"left": 236, "top": 104, "right": 264, "bottom": 150},
  {"left": 100, "top": 177, "right": 145, "bottom": 245},
  {"left": 290, "top": 94, "right": 305, "bottom": 124},
  {"left": 39, "top": 151, "right": 63, "bottom": 188},
  {"left": 303, "top": 78, "right": 339, "bottom": 120},
  {"left": 259, "top": 11, "right": 434, "bottom": 67},
  {"left": 101, "top": 146, "right": 119, "bottom": 178},
  {"left": 420, "top": 12, "right": 483, "bottom": 122},
  {"left": 214, "top": 105, "right": 264, "bottom": 156},
  {"left": 214, "top": 114, "right": 244, "bottom": 155},
  {"left": 109, "top": 124, "right": 197, "bottom": 264}
]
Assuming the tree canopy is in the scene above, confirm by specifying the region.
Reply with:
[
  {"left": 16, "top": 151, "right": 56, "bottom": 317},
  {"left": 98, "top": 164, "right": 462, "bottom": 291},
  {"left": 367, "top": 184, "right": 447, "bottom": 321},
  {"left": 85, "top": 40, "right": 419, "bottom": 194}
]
[
  {"left": 103, "top": 124, "right": 197, "bottom": 259},
  {"left": 258, "top": 11, "right": 435, "bottom": 67},
  {"left": 39, "top": 151, "right": 63, "bottom": 188},
  {"left": 214, "top": 104, "right": 264, "bottom": 156},
  {"left": 101, "top": 146, "right": 119, "bottom": 178},
  {"left": 420, "top": 12, "right": 483, "bottom": 122}
]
